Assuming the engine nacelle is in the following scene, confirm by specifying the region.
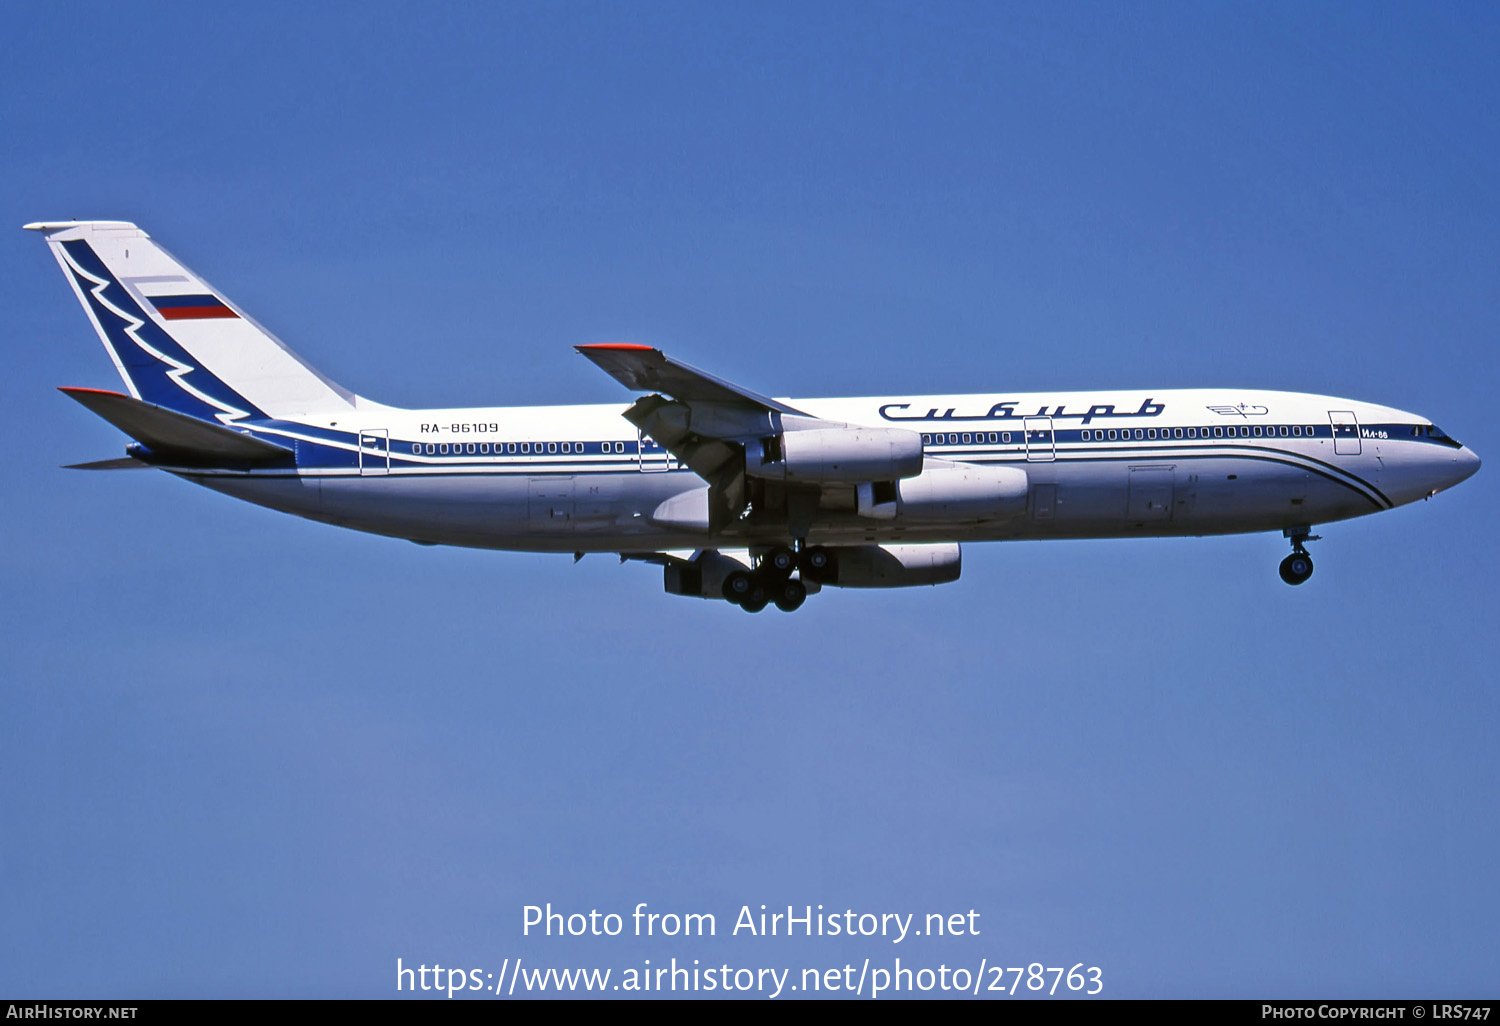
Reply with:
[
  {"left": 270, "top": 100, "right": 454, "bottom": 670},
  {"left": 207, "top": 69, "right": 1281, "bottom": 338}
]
[
  {"left": 663, "top": 550, "right": 748, "bottom": 599},
  {"left": 856, "top": 459, "right": 1028, "bottom": 521},
  {"left": 821, "top": 543, "right": 961, "bottom": 588},
  {"left": 749, "top": 426, "right": 924, "bottom": 483}
]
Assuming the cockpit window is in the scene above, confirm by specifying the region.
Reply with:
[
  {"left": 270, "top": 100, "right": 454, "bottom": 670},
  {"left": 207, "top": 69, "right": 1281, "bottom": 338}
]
[{"left": 1424, "top": 424, "right": 1463, "bottom": 448}]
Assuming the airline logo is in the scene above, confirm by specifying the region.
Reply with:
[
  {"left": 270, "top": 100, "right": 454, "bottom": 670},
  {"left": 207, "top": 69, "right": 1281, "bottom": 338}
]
[{"left": 147, "top": 294, "right": 239, "bottom": 320}]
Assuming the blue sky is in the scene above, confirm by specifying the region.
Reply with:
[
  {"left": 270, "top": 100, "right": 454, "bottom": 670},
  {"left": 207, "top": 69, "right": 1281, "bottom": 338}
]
[{"left": 2, "top": 0, "right": 1496, "bottom": 998}]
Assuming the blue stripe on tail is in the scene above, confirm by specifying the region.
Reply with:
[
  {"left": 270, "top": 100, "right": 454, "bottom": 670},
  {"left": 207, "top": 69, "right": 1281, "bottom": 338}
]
[{"left": 58, "top": 239, "right": 266, "bottom": 422}]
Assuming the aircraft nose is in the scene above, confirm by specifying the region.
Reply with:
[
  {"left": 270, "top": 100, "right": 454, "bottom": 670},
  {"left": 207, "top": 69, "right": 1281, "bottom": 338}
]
[
  {"left": 1434, "top": 445, "right": 1482, "bottom": 495},
  {"left": 1409, "top": 441, "right": 1480, "bottom": 503},
  {"left": 1457, "top": 445, "right": 1481, "bottom": 484}
]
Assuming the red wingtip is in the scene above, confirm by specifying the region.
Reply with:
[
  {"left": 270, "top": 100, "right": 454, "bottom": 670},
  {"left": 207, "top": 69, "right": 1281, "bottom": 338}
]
[
  {"left": 58, "top": 386, "right": 128, "bottom": 397},
  {"left": 576, "top": 343, "right": 656, "bottom": 352}
]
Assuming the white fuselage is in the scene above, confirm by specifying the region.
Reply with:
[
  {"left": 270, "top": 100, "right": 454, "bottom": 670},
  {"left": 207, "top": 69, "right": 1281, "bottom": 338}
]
[{"left": 181, "top": 387, "right": 1479, "bottom": 553}]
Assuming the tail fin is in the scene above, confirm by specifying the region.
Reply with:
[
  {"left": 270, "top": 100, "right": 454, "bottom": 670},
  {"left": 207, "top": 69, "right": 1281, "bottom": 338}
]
[{"left": 26, "top": 221, "right": 357, "bottom": 422}]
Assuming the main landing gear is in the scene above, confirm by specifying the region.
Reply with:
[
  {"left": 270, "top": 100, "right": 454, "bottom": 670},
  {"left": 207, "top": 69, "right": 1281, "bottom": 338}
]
[
  {"left": 1279, "top": 528, "right": 1320, "bottom": 586},
  {"left": 721, "top": 544, "right": 833, "bottom": 613}
]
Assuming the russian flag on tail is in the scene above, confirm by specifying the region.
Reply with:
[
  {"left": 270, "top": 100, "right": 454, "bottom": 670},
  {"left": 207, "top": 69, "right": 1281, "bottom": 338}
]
[{"left": 148, "top": 294, "right": 238, "bottom": 320}]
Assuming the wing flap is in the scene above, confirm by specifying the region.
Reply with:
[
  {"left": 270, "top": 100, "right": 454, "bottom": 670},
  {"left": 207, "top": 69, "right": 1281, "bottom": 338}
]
[{"left": 59, "top": 387, "right": 293, "bottom": 462}]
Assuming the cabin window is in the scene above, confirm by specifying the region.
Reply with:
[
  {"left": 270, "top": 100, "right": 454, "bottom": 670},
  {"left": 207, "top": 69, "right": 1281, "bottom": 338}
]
[
  {"left": 988, "top": 432, "right": 998, "bottom": 443},
  {"left": 922, "top": 434, "right": 932, "bottom": 445},
  {"left": 547, "top": 442, "right": 557, "bottom": 453},
  {"left": 1174, "top": 428, "right": 1183, "bottom": 439},
  {"left": 962, "top": 433, "right": 971, "bottom": 444},
  {"left": 1002, "top": 432, "right": 1011, "bottom": 443},
  {"left": 1292, "top": 426, "right": 1302, "bottom": 436}
]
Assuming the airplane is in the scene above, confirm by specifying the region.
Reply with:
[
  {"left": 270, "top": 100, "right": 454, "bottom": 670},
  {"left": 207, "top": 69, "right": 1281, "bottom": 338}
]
[{"left": 28, "top": 219, "right": 1481, "bottom": 613}]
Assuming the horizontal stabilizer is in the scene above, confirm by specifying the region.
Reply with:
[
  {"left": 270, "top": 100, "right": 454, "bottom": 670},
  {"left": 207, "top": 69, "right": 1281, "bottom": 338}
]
[
  {"left": 63, "top": 457, "right": 151, "bottom": 470},
  {"left": 59, "top": 387, "right": 292, "bottom": 462}
]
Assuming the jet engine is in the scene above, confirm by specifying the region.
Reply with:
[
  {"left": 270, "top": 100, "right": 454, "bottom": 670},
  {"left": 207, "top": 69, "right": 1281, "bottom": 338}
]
[
  {"left": 663, "top": 550, "right": 751, "bottom": 598},
  {"left": 819, "top": 543, "right": 961, "bottom": 588},
  {"left": 856, "top": 459, "right": 1028, "bottom": 521},
  {"left": 748, "top": 426, "right": 924, "bottom": 484}
]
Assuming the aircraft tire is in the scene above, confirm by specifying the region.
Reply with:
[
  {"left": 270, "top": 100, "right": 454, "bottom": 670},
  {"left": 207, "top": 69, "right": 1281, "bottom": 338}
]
[
  {"left": 1279, "top": 552, "right": 1313, "bottom": 585},
  {"left": 722, "top": 571, "right": 754, "bottom": 603},
  {"left": 800, "top": 546, "right": 833, "bottom": 582},
  {"left": 765, "top": 546, "right": 797, "bottom": 578},
  {"left": 775, "top": 578, "right": 807, "bottom": 612}
]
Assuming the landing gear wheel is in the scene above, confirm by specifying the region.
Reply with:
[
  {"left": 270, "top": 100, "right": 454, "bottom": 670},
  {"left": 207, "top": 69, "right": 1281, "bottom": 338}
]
[
  {"left": 774, "top": 578, "right": 808, "bottom": 612},
  {"left": 764, "top": 546, "right": 797, "bottom": 578},
  {"left": 800, "top": 546, "right": 832, "bottom": 581},
  {"left": 722, "top": 571, "right": 754, "bottom": 603},
  {"left": 1279, "top": 552, "right": 1313, "bottom": 586},
  {"left": 740, "top": 583, "right": 769, "bottom": 613}
]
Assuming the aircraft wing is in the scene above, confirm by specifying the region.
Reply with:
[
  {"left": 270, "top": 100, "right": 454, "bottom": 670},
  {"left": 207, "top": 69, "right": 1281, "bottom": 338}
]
[
  {"left": 578, "top": 344, "right": 917, "bottom": 537},
  {"left": 578, "top": 344, "right": 814, "bottom": 527},
  {"left": 576, "top": 344, "right": 804, "bottom": 415}
]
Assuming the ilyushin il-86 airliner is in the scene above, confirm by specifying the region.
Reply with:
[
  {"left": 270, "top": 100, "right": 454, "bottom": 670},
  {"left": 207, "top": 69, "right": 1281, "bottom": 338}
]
[{"left": 30, "top": 220, "right": 1480, "bottom": 613}]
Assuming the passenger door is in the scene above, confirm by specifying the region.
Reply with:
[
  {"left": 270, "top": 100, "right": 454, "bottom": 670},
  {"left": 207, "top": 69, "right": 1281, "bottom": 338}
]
[
  {"left": 1329, "top": 411, "right": 1361, "bottom": 455},
  {"left": 1024, "top": 417, "right": 1055, "bottom": 462},
  {"left": 357, "top": 429, "right": 389, "bottom": 475},
  {"left": 637, "top": 430, "right": 671, "bottom": 472}
]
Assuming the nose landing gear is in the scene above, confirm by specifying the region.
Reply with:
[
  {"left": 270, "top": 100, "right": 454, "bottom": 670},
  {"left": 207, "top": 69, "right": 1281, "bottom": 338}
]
[
  {"left": 1279, "top": 528, "right": 1320, "bottom": 586},
  {"left": 1279, "top": 551, "right": 1313, "bottom": 585}
]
